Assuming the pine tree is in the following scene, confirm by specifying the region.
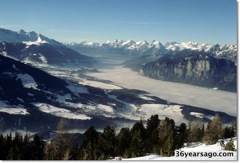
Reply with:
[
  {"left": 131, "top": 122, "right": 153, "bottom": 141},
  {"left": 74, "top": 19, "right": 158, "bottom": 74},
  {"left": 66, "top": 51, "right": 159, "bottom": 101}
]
[
  {"left": 32, "top": 134, "right": 44, "bottom": 160},
  {"left": 130, "top": 120, "right": 147, "bottom": 157},
  {"left": 96, "top": 125, "right": 116, "bottom": 160},
  {"left": 175, "top": 123, "right": 187, "bottom": 149},
  {"left": 79, "top": 126, "right": 99, "bottom": 160},
  {"left": 161, "top": 133, "right": 174, "bottom": 156},
  {"left": 187, "top": 120, "right": 204, "bottom": 143},
  {"left": 158, "top": 117, "right": 175, "bottom": 156},
  {"left": 116, "top": 127, "right": 131, "bottom": 157},
  {"left": 203, "top": 114, "right": 223, "bottom": 145},
  {"left": 231, "top": 120, "right": 237, "bottom": 137},
  {"left": 146, "top": 115, "right": 160, "bottom": 153}
]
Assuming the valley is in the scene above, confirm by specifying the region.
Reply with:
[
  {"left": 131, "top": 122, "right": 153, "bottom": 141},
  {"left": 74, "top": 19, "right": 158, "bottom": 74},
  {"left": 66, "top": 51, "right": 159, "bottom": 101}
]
[
  {"left": 0, "top": 28, "right": 237, "bottom": 134},
  {"left": 84, "top": 53, "right": 237, "bottom": 117}
]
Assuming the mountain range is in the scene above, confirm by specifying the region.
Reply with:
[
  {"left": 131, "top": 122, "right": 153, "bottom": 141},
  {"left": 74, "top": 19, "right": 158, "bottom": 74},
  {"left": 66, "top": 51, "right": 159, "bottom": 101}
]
[
  {"left": 0, "top": 28, "right": 237, "bottom": 133},
  {"left": 65, "top": 39, "right": 237, "bottom": 63},
  {"left": 65, "top": 39, "right": 237, "bottom": 92},
  {"left": 0, "top": 28, "right": 94, "bottom": 66}
]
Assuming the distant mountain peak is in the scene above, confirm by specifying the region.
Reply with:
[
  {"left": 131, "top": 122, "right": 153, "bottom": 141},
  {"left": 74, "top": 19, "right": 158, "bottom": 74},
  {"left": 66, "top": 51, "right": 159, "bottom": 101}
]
[
  {"left": 18, "top": 29, "right": 26, "bottom": 35},
  {"left": 151, "top": 40, "right": 162, "bottom": 47},
  {"left": 136, "top": 40, "right": 149, "bottom": 45},
  {"left": 0, "top": 28, "right": 60, "bottom": 46}
]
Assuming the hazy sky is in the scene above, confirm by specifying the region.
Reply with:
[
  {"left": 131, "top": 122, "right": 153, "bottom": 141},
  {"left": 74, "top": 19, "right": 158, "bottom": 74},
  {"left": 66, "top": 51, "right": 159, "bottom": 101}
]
[{"left": 0, "top": 0, "right": 237, "bottom": 44}]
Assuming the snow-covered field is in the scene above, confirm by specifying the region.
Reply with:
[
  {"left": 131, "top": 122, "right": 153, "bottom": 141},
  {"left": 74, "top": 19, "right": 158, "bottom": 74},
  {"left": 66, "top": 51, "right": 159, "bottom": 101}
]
[
  {"left": 17, "top": 73, "right": 38, "bottom": 89},
  {"left": 116, "top": 137, "right": 238, "bottom": 160},
  {"left": 34, "top": 103, "right": 91, "bottom": 120},
  {"left": 0, "top": 101, "right": 29, "bottom": 115},
  {"left": 87, "top": 66, "right": 237, "bottom": 116}
]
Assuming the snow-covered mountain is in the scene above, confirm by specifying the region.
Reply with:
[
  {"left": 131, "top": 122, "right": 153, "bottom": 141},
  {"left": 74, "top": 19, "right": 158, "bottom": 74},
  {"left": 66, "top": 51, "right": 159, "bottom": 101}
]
[
  {"left": 0, "top": 28, "right": 94, "bottom": 66},
  {"left": 0, "top": 28, "right": 237, "bottom": 133},
  {"left": 165, "top": 42, "right": 237, "bottom": 63},
  {"left": 0, "top": 28, "right": 60, "bottom": 46},
  {"left": 65, "top": 39, "right": 168, "bottom": 56},
  {"left": 0, "top": 54, "right": 235, "bottom": 133},
  {"left": 65, "top": 40, "right": 237, "bottom": 62},
  {"left": 65, "top": 39, "right": 237, "bottom": 75}
]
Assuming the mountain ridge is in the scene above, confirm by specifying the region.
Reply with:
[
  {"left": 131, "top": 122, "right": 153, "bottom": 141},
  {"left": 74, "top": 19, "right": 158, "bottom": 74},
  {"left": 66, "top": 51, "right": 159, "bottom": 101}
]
[
  {"left": 0, "top": 28, "right": 60, "bottom": 46},
  {"left": 65, "top": 39, "right": 237, "bottom": 63},
  {"left": 139, "top": 53, "right": 236, "bottom": 92},
  {"left": 0, "top": 28, "right": 94, "bottom": 66}
]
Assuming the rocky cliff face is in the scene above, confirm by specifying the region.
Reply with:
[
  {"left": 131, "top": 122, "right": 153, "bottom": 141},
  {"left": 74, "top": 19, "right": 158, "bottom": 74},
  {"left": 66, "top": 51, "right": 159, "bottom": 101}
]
[{"left": 140, "top": 53, "right": 237, "bottom": 92}]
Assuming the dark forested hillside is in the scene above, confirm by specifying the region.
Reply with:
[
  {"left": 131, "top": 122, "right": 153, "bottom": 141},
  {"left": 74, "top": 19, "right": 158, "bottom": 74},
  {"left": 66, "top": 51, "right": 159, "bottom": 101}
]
[{"left": 0, "top": 114, "right": 236, "bottom": 160}]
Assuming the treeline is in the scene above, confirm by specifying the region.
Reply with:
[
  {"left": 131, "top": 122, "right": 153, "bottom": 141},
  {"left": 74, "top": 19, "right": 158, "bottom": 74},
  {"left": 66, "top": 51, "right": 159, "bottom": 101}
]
[{"left": 0, "top": 114, "right": 237, "bottom": 160}]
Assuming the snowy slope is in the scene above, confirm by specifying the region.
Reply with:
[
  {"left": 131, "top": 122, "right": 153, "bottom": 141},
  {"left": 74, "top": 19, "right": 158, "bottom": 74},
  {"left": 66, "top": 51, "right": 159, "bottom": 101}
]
[
  {"left": 0, "top": 28, "right": 60, "bottom": 46},
  {"left": 118, "top": 137, "right": 237, "bottom": 160},
  {"left": 0, "top": 28, "right": 94, "bottom": 66}
]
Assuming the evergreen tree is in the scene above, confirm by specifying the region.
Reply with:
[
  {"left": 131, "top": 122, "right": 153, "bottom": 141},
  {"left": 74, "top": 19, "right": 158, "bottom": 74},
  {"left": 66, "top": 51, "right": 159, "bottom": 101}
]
[
  {"left": 203, "top": 114, "right": 223, "bottom": 145},
  {"left": 116, "top": 127, "right": 131, "bottom": 157},
  {"left": 187, "top": 120, "right": 204, "bottom": 143},
  {"left": 175, "top": 123, "right": 187, "bottom": 149},
  {"left": 223, "top": 126, "right": 235, "bottom": 139},
  {"left": 130, "top": 120, "right": 147, "bottom": 157},
  {"left": 79, "top": 126, "right": 99, "bottom": 160},
  {"left": 146, "top": 115, "right": 160, "bottom": 153},
  {"left": 32, "top": 134, "right": 44, "bottom": 159},
  {"left": 231, "top": 120, "right": 237, "bottom": 137},
  {"left": 96, "top": 125, "right": 116, "bottom": 160},
  {"left": 158, "top": 117, "right": 175, "bottom": 156}
]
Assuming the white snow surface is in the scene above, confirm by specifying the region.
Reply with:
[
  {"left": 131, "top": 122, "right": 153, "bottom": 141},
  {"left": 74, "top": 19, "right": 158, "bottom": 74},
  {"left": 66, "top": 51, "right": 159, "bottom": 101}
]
[
  {"left": 139, "top": 104, "right": 185, "bottom": 123},
  {"left": 0, "top": 108, "right": 29, "bottom": 115},
  {"left": 17, "top": 73, "right": 37, "bottom": 89},
  {"left": 34, "top": 103, "right": 92, "bottom": 120},
  {"left": 0, "top": 101, "right": 29, "bottom": 115},
  {"left": 79, "top": 79, "right": 122, "bottom": 90},
  {"left": 66, "top": 83, "right": 89, "bottom": 95},
  {"left": 117, "top": 137, "right": 237, "bottom": 160},
  {"left": 23, "top": 35, "right": 48, "bottom": 46}
]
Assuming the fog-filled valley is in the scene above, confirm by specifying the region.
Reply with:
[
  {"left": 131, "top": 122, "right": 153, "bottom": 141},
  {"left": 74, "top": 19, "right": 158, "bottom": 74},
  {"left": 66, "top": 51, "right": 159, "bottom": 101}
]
[
  {"left": 0, "top": 28, "right": 237, "bottom": 136},
  {"left": 80, "top": 52, "right": 237, "bottom": 116}
]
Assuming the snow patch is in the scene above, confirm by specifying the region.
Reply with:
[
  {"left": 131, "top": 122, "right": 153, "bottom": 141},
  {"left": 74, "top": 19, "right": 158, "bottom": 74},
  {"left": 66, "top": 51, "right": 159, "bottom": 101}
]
[
  {"left": 190, "top": 112, "right": 204, "bottom": 118},
  {"left": 34, "top": 103, "right": 92, "bottom": 120},
  {"left": 79, "top": 79, "right": 122, "bottom": 90},
  {"left": 0, "top": 101, "right": 29, "bottom": 115},
  {"left": 97, "top": 104, "right": 114, "bottom": 113},
  {"left": 138, "top": 95, "right": 155, "bottom": 101},
  {"left": 17, "top": 74, "right": 37, "bottom": 89},
  {"left": 23, "top": 35, "right": 48, "bottom": 47},
  {"left": 67, "top": 83, "right": 89, "bottom": 95},
  {"left": 139, "top": 104, "right": 184, "bottom": 123}
]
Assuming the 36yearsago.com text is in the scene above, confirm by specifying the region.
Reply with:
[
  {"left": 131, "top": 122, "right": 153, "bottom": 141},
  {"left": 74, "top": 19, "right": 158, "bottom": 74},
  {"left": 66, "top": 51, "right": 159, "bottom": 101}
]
[{"left": 175, "top": 150, "right": 234, "bottom": 159}]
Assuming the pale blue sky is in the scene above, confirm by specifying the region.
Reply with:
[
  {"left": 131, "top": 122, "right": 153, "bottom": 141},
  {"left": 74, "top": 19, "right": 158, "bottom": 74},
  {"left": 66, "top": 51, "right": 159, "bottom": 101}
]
[{"left": 0, "top": 0, "right": 237, "bottom": 44}]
